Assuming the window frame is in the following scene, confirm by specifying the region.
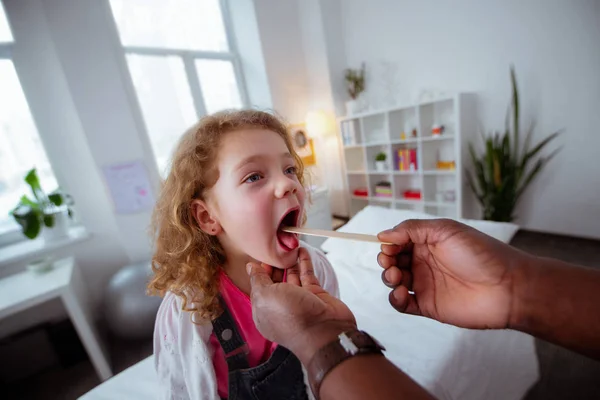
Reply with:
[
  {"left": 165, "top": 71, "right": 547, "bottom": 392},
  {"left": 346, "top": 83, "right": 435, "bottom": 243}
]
[
  {"left": 0, "top": 42, "right": 56, "bottom": 247},
  {"left": 0, "top": 40, "right": 21, "bottom": 245},
  {"left": 115, "top": 0, "right": 249, "bottom": 121}
]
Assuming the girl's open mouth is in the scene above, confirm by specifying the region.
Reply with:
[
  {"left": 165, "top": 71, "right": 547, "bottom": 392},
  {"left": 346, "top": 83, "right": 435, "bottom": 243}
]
[{"left": 276, "top": 208, "right": 300, "bottom": 251}]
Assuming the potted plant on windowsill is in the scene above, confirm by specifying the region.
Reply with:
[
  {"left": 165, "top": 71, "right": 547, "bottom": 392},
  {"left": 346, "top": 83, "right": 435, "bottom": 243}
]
[
  {"left": 344, "top": 63, "right": 366, "bottom": 115},
  {"left": 9, "top": 168, "right": 74, "bottom": 242},
  {"left": 375, "top": 152, "right": 387, "bottom": 172}
]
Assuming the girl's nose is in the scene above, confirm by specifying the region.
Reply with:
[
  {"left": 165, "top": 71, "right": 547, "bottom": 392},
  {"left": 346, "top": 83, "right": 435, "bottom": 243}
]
[{"left": 274, "top": 176, "right": 297, "bottom": 199}]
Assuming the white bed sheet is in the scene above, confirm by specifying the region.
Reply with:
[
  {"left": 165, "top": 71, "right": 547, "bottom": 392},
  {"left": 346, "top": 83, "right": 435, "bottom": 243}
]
[
  {"left": 79, "top": 356, "right": 158, "bottom": 400},
  {"left": 324, "top": 206, "right": 539, "bottom": 399}
]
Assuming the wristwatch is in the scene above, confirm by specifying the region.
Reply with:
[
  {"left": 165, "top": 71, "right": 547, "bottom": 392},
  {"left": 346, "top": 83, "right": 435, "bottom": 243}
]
[{"left": 307, "top": 329, "right": 385, "bottom": 398}]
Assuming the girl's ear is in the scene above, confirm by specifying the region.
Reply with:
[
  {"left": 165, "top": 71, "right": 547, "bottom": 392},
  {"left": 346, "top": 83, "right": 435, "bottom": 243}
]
[{"left": 191, "top": 199, "right": 222, "bottom": 235}]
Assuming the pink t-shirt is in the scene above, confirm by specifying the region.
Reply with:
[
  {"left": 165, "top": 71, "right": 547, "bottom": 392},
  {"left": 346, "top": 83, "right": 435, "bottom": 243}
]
[{"left": 209, "top": 270, "right": 280, "bottom": 398}]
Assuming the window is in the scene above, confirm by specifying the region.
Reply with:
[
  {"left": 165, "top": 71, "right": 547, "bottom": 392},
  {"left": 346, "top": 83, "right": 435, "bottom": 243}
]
[
  {"left": 109, "top": 0, "right": 247, "bottom": 174},
  {"left": 0, "top": 3, "right": 58, "bottom": 237}
]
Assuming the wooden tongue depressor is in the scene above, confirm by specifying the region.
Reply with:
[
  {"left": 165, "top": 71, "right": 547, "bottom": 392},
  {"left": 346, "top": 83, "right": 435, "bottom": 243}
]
[{"left": 281, "top": 226, "right": 394, "bottom": 245}]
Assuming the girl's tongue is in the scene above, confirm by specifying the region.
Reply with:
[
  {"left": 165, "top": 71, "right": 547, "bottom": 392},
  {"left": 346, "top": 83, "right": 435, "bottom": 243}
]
[
  {"left": 277, "top": 229, "right": 299, "bottom": 251},
  {"left": 277, "top": 210, "right": 300, "bottom": 251}
]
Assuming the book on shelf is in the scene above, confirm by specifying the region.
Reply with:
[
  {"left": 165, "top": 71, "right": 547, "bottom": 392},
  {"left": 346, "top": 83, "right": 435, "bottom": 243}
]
[
  {"left": 341, "top": 121, "right": 357, "bottom": 146},
  {"left": 395, "top": 148, "right": 418, "bottom": 171}
]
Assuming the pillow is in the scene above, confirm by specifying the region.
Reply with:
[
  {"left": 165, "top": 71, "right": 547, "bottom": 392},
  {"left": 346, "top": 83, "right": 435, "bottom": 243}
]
[
  {"left": 321, "top": 206, "right": 519, "bottom": 260},
  {"left": 321, "top": 206, "right": 436, "bottom": 256}
]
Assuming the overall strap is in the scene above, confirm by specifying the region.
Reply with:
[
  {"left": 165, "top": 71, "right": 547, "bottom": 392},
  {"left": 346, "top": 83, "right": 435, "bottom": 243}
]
[{"left": 212, "top": 296, "right": 250, "bottom": 371}]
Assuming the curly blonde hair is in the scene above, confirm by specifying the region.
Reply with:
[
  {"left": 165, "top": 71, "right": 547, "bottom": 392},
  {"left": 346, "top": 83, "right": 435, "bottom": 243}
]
[{"left": 148, "top": 109, "right": 305, "bottom": 321}]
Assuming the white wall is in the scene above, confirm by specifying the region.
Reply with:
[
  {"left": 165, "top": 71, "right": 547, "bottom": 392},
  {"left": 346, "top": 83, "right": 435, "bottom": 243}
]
[
  {"left": 252, "top": 0, "right": 309, "bottom": 124},
  {"left": 251, "top": 0, "right": 349, "bottom": 215},
  {"left": 331, "top": 0, "right": 600, "bottom": 238}
]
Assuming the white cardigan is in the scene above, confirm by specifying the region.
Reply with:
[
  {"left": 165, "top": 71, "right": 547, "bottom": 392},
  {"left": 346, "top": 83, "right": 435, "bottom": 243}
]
[{"left": 154, "top": 242, "right": 339, "bottom": 400}]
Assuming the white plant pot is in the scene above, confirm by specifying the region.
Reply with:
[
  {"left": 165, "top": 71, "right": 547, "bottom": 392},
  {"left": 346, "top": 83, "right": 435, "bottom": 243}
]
[
  {"left": 43, "top": 208, "right": 70, "bottom": 242},
  {"left": 375, "top": 161, "right": 387, "bottom": 172},
  {"left": 345, "top": 99, "right": 363, "bottom": 115}
]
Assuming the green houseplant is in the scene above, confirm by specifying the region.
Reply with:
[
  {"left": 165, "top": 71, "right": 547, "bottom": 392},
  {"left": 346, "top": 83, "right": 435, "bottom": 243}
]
[
  {"left": 9, "top": 168, "right": 73, "bottom": 239},
  {"left": 375, "top": 151, "right": 387, "bottom": 172},
  {"left": 344, "top": 63, "right": 366, "bottom": 115},
  {"left": 466, "top": 67, "right": 561, "bottom": 222}
]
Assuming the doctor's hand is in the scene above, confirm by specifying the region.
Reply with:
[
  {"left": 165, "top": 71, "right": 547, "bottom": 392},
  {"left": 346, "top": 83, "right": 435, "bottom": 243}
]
[
  {"left": 247, "top": 248, "right": 356, "bottom": 364},
  {"left": 377, "top": 219, "right": 531, "bottom": 330}
]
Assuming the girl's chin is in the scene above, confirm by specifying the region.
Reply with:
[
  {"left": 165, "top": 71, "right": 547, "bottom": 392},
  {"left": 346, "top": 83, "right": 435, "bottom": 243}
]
[{"left": 271, "top": 248, "right": 300, "bottom": 269}]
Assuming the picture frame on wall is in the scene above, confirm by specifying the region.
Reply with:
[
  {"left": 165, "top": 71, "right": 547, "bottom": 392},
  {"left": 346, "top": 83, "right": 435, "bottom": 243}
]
[{"left": 289, "top": 123, "right": 316, "bottom": 166}]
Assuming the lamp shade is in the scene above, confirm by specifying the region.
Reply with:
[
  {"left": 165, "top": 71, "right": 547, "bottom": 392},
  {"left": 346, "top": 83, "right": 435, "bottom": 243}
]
[{"left": 305, "top": 110, "right": 335, "bottom": 137}]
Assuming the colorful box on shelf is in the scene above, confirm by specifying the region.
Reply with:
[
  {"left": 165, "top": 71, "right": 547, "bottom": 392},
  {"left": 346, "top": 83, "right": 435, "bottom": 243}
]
[
  {"left": 436, "top": 160, "right": 456, "bottom": 170},
  {"left": 403, "top": 189, "right": 422, "bottom": 200},
  {"left": 395, "top": 148, "right": 418, "bottom": 171},
  {"left": 375, "top": 181, "right": 392, "bottom": 197},
  {"left": 353, "top": 188, "right": 369, "bottom": 197}
]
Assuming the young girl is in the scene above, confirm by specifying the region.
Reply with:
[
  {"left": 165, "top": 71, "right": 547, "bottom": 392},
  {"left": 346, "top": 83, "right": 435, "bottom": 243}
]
[{"left": 150, "top": 110, "right": 339, "bottom": 399}]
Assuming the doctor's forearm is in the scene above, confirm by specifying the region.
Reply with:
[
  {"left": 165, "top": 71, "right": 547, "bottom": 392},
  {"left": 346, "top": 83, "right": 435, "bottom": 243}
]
[
  {"left": 510, "top": 255, "right": 600, "bottom": 360},
  {"left": 319, "top": 354, "right": 434, "bottom": 400},
  {"left": 295, "top": 326, "right": 433, "bottom": 400}
]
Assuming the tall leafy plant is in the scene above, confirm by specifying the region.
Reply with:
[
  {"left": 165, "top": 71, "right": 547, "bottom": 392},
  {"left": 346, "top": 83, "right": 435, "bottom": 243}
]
[
  {"left": 9, "top": 168, "right": 73, "bottom": 239},
  {"left": 467, "top": 67, "right": 560, "bottom": 222}
]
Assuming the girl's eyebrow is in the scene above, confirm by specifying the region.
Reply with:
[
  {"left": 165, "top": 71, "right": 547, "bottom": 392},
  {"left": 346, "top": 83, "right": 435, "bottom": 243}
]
[{"left": 234, "top": 152, "right": 293, "bottom": 171}]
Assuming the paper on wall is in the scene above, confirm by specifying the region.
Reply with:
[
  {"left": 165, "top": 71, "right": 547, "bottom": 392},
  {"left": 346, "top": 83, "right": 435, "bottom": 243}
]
[{"left": 102, "top": 161, "right": 155, "bottom": 214}]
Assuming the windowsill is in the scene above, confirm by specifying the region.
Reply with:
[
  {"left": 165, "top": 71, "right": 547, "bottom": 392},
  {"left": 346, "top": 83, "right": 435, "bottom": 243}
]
[{"left": 0, "top": 226, "right": 91, "bottom": 266}]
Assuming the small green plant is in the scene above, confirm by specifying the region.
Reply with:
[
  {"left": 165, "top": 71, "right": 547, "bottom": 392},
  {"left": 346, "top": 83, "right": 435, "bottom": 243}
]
[
  {"left": 344, "top": 63, "right": 366, "bottom": 100},
  {"left": 466, "top": 67, "right": 561, "bottom": 222},
  {"left": 375, "top": 152, "right": 387, "bottom": 161},
  {"left": 10, "top": 168, "right": 73, "bottom": 239}
]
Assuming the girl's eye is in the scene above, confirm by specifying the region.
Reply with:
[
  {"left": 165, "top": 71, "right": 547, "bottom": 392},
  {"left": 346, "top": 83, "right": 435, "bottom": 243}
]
[
  {"left": 244, "top": 173, "right": 262, "bottom": 183},
  {"left": 285, "top": 166, "right": 297, "bottom": 175}
]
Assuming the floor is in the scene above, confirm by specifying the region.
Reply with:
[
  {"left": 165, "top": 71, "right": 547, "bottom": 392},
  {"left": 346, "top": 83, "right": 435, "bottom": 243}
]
[
  {"left": 4, "top": 332, "right": 153, "bottom": 400},
  {"left": 3, "top": 229, "right": 600, "bottom": 399}
]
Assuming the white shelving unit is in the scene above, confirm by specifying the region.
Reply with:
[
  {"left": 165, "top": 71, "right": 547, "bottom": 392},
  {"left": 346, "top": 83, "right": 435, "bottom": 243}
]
[{"left": 338, "top": 94, "right": 475, "bottom": 219}]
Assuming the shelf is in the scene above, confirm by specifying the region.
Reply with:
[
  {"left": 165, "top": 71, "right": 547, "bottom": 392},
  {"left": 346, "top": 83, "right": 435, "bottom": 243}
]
[
  {"left": 351, "top": 195, "right": 393, "bottom": 203},
  {"left": 350, "top": 196, "right": 422, "bottom": 205},
  {"left": 345, "top": 137, "right": 451, "bottom": 148},
  {"left": 392, "top": 170, "right": 420, "bottom": 175},
  {"left": 424, "top": 201, "right": 456, "bottom": 208},
  {"left": 337, "top": 96, "right": 455, "bottom": 122},
  {"left": 391, "top": 138, "right": 419, "bottom": 145},
  {"left": 346, "top": 170, "right": 396, "bottom": 175},
  {"left": 0, "top": 226, "right": 91, "bottom": 266},
  {"left": 423, "top": 170, "right": 456, "bottom": 176},
  {"left": 364, "top": 141, "right": 390, "bottom": 147},
  {"left": 396, "top": 199, "right": 423, "bottom": 205},
  {"left": 421, "top": 135, "right": 455, "bottom": 142}
]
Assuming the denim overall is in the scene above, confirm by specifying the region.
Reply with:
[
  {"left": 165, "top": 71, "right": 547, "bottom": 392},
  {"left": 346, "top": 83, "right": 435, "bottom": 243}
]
[{"left": 212, "top": 298, "right": 309, "bottom": 400}]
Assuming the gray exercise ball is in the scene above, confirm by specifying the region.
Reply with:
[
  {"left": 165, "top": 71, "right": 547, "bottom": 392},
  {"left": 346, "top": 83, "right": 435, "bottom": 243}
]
[{"left": 104, "top": 262, "right": 162, "bottom": 339}]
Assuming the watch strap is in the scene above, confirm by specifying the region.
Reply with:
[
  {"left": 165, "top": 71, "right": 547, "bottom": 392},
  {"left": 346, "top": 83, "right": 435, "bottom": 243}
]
[{"left": 307, "top": 330, "right": 384, "bottom": 398}]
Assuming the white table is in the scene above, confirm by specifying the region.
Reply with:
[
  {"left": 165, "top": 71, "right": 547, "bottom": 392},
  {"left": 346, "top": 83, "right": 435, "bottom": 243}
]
[{"left": 0, "top": 257, "right": 112, "bottom": 381}]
